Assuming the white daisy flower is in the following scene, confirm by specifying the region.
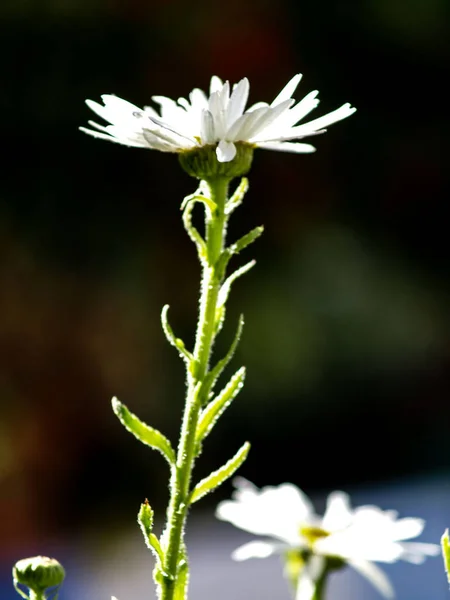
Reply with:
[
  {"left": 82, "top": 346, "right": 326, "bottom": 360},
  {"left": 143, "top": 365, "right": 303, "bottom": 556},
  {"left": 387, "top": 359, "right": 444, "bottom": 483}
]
[
  {"left": 80, "top": 74, "right": 356, "bottom": 164},
  {"left": 216, "top": 478, "right": 439, "bottom": 599}
]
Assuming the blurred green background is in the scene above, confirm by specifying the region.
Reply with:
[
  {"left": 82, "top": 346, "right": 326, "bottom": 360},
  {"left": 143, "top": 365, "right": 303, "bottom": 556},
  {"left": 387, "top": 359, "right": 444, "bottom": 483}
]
[{"left": 0, "top": 0, "right": 448, "bottom": 582}]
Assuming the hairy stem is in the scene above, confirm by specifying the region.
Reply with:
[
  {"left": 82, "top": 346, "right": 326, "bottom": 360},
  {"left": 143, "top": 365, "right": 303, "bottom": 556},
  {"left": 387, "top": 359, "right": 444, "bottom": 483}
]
[{"left": 160, "top": 177, "right": 230, "bottom": 600}]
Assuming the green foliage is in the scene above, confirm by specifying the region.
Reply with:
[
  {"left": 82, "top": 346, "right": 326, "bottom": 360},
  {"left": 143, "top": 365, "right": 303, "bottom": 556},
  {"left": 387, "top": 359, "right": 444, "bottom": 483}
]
[
  {"left": 203, "top": 314, "right": 244, "bottom": 399},
  {"left": 181, "top": 196, "right": 208, "bottom": 262},
  {"left": 112, "top": 397, "right": 176, "bottom": 467},
  {"left": 196, "top": 367, "right": 246, "bottom": 451},
  {"left": 225, "top": 177, "right": 249, "bottom": 215},
  {"left": 161, "top": 305, "right": 194, "bottom": 365},
  {"left": 189, "top": 442, "right": 250, "bottom": 504},
  {"left": 215, "top": 261, "right": 255, "bottom": 335},
  {"left": 138, "top": 500, "right": 154, "bottom": 543},
  {"left": 216, "top": 226, "right": 263, "bottom": 280}
]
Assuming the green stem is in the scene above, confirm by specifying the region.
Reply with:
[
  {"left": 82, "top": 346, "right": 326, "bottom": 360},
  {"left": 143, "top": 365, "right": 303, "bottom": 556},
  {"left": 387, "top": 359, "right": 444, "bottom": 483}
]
[
  {"left": 160, "top": 177, "right": 230, "bottom": 600},
  {"left": 310, "top": 571, "right": 327, "bottom": 600}
]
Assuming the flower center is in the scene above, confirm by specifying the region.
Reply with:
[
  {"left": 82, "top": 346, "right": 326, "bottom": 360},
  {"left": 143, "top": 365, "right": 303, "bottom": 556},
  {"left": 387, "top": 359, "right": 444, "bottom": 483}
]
[{"left": 300, "top": 525, "right": 330, "bottom": 548}]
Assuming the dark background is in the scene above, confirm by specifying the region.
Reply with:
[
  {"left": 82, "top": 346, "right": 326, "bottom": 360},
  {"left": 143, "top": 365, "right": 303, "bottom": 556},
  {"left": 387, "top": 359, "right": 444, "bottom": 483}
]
[{"left": 0, "top": 0, "right": 448, "bottom": 595}]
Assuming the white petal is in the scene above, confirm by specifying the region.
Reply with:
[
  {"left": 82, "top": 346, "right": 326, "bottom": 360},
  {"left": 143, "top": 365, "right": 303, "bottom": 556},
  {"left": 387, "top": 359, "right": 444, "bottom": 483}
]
[
  {"left": 227, "top": 78, "right": 250, "bottom": 127},
  {"left": 400, "top": 542, "right": 440, "bottom": 563},
  {"left": 227, "top": 106, "right": 271, "bottom": 140},
  {"left": 151, "top": 96, "right": 189, "bottom": 131},
  {"left": 216, "top": 140, "right": 236, "bottom": 162},
  {"left": 101, "top": 94, "right": 142, "bottom": 114},
  {"left": 257, "top": 141, "right": 316, "bottom": 153},
  {"left": 316, "top": 529, "right": 404, "bottom": 563},
  {"left": 141, "top": 129, "right": 183, "bottom": 152},
  {"left": 231, "top": 540, "right": 283, "bottom": 561},
  {"left": 200, "top": 109, "right": 216, "bottom": 144},
  {"left": 245, "top": 99, "right": 294, "bottom": 140},
  {"left": 349, "top": 559, "right": 395, "bottom": 599},
  {"left": 145, "top": 115, "right": 196, "bottom": 146},
  {"left": 246, "top": 101, "right": 269, "bottom": 112},
  {"left": 86, "top": 98, "right": 138, "bottom": 126},
  {"left": 177, "top": 97, "right": 190, "bottom": 110},
  {"left": 210, "top": 75, "right": 224, "bottom": 94},
  {"left": 143, "top": 105, "right": 160, "bottom": 118},
  {"left": 283, "top": 90, "right": 320, "bottom": 126},
  {"left": 189, "top": 88, "right": 209, "bottom": 111},
  {"left": 322, "top": 491, "right": 353, "bottom": 532},
  {"left": 289, "top": 103, "right": 356, "bottom": 136},
  {"left": 216, "top": 480, "right": 314, "bottom": 543},
  {"left": 271, "top": 73, "right": 302, "bottom": 106},
  {"left": 79, "top": 127, "right": 148, "bottom": 148},
  {"left": 390, "top": 517, "right": 424, "bottom": 541},
  {"left": 208, "top": 91, "right": 227, "bottom": 138}
]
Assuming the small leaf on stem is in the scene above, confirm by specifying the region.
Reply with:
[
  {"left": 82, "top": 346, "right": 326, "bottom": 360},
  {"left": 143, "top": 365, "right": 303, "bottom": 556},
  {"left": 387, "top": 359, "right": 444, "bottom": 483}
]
[
  {"left": 112, "top": 397, "right": 176, "bottom": 467},
  {"left": 196, "top": 367, "right": 246, "bottom": 447},
  {"left": 204, "top": 315, "right": 244, "bottom": 398},
  {"left": 189, "top": 442, "right": 250, "bottom": 504},
  {"left": 161, "top": 305, "right": 194, "bottom": 364}
]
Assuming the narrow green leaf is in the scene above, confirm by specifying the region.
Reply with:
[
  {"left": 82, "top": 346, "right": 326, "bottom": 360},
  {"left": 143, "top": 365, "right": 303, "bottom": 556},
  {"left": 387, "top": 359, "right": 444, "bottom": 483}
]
[
  {"left": 189, "top": 442, "right": 250, "bottom": 504},
  {"left": 442, "top": 529, "right": 450, "bottom": 585},
  {"left": 182, "top": 199, "right": 208, "bottom": 261},
  {"left": 196, "top": 367, "right": 246, "bottom": 445},
  {"left": 215, "top": 261, "right": 255, "bottom": 335},
  {"left": 161, "top": 305, "right": 194, "bottom": 364},
  {"left": 229, "top": 226, "right": 264, "bottom": 255},
  {"left": 138, "top": 500, "right": 166, "bottom": 564},
  {"left": 138, "top": 499, "right": 154, "bottom": 543},
  {"left": 225, "top": 177, "right": 249, "bottom": 215},
  {"left": 112, "top": 397, "right": 175, "bottom": 466},
  {"left": 148, "top": 533, "right": 165, "bottom": 565},
  {"left": 204, "top": 315, "right": 244, "bottom": 401}
]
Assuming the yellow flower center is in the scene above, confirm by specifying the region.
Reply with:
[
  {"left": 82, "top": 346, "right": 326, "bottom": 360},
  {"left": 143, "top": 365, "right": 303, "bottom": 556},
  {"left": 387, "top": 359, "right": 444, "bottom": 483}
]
[{"left": 300, "top": 525, "right": 330, "bottom": 548}]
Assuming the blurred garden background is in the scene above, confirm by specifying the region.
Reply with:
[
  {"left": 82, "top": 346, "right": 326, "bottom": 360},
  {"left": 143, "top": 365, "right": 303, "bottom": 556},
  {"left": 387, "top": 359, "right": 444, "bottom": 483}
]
[{"left": 0, "top": 0, "right": 449, "bottom": 598}]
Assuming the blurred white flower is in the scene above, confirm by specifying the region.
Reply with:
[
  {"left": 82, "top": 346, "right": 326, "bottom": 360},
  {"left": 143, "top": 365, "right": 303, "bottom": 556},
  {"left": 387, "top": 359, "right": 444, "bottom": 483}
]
[
  {"left": 216, "top": 478, "right": 439, "bottom": 599},
  {"left": 80, "top": 74, "right": 355, "bottom": 163}
]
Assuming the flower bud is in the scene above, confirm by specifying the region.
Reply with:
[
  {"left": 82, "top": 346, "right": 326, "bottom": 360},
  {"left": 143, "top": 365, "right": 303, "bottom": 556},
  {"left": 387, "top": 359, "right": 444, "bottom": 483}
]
[
  {"left": 13, "top": 556, "right": 65, "bottom": 594},
  {"left": 179, "top": 142, "right": 254, "bottom": 180}
]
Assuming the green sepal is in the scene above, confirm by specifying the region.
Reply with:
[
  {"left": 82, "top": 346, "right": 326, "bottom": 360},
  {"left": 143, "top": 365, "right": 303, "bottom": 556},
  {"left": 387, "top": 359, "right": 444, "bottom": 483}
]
[
  {"left": 178, "top": 142, "right": 253, "bottom": 180},
  {"left": 189, "top": 441, "right": 250, "bottom": 504},
  {"left": 13, "top": 557, "right": 65, "bottom": 600},
  {"left": 203, "top": 315, "right": 244, "bottom": 399},
  {"left": 195, "top": 367, "right": 246, "bottom": 450},
  {"left": 442, "top": 529, "right": 450, "bottom": 585},
  {"left": 161, "top": 305, "right": 194, "bottom": 364},
  {"left": 112, "top": 397, "right": 175, "bottom": 467},
  {"left": 225, "top": 177, "right": 249, "bottom": 215},
  {"left": 215, "top": 261, "right": 255, "bottom": 335}
]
